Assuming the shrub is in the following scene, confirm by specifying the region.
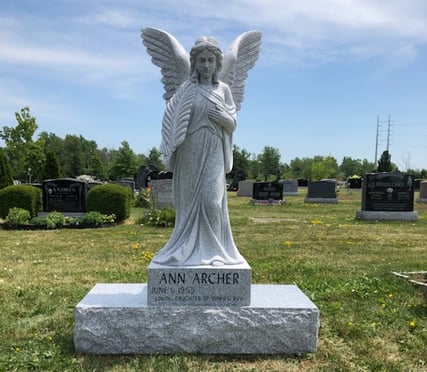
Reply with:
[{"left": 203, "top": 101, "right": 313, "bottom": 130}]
[
  {"left": 138, "top": 206, "right": 175, "bottom": 227},
  {"left": 86, "top": 183, "right": 133, "bottom": 222},
  {"left": 79, "top": 211, "right": 114, "bottom": 226},
  {"left": 29, "top": 211, "right": 65, "bottom": 229},
  {"left": 135, "top": 189, "right": 151, "bottom": 208},
  {"left": 5, "top": 207, "right": 31, "bottom": 226},
  {"left": 0, "top": 185, "right": 42, "bottom": 219}
]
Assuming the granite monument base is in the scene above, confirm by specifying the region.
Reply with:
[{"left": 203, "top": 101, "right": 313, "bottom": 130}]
[
  {"left": 74, "top": 283, "right": 319, "bottom": 355},
  {"left": 416, "top": 198, "right": 427, "bottom": 204},
  {"left": 355, "top": 210, "right": 419, "bottom": 222},
  {"left": 304, "top": 197, "right": 338, "bottom": 204}
]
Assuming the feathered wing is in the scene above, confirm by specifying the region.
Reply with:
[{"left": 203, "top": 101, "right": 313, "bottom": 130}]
[
  {"left": 219, "top": 30, "right": 262, "bottom": 111},
  {"left": 160, "top": 81, "right": 197, "bottom": 170},
  {"left": 141, "top": 27, "right": 191, "bottom": 101}
]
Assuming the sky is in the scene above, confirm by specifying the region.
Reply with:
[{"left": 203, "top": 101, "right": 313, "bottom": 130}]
[{"left": 1, "top": 0, "right": 427, "bottom": 170}]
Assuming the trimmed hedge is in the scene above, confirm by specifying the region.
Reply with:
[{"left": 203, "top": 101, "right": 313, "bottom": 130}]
[
  {"left": 0, "top": 185, "right": 42, "bottom": 219},
  {"left": 86, "top": 183, "right": 133, "bottom": 222}
]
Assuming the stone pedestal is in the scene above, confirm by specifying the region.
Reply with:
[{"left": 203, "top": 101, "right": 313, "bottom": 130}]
[
  {"left": 304, "top": 197, "right": 338, "bottom": 204},
  {"left": 355, "top": 210, "right": 419, "bottom": 222},
  {"left": 74, "top": 283, "right": 319, "bottom": 355}
]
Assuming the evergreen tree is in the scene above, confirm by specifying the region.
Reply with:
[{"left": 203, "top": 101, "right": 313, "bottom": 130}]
[
  {"left": 377, "top": 150, "right": 392, "bottom": 172},
  {"left": 43, "top": 151, "right": 62, "bottom": 180},
  {"left": 0, "top": 148, "right": 14, "bottom": 189}
]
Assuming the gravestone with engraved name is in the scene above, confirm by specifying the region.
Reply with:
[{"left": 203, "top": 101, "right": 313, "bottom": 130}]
[
  {"left": 417, "top": 180, "right": 427, "bottom": 203},
  {"left": 42, "top": 178, "right": 87, "bottom": 213},
  {"left": 304, "top": 180, "right": 337, "bottom": 203},
  {"left": 356, "top": 172, "right": 418, "bottom": 221},
  {"left": 251, "top": 181, "right": 284, "bottom": 205}
]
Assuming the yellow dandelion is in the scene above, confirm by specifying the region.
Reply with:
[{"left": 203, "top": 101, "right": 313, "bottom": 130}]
[
  {"left": 388, "top": 293, "right": 394, "bottom": 299},
  {"left": 284, "top": 241, "right": 292, "bottom": 248},
  {"left": 348, "top": 321, "right": 353, "bottom": 326},
  {"left": 409, "top": 320, "right": 416, "bottom": 328}
]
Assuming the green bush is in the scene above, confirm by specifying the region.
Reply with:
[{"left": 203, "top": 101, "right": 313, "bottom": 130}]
[
  {"left": 79, "top": 211, "right": 115, "bottom": 226},
  {"left": 86, "top": 183, "right": 133, "bottom": 222},
  {"left": 4, "top": 207, "right": 31, "bottom": 225},
  {"left": 138, "top": 206, "right": 176, "bottom": 227},
  {"left": 30, "top": 211, "right": 65, "bottom": 229},
  {"left": 134, "top": 189, "right": 151, "bottom": 208},
  {"left": 0, "top": 185, "right": 42, "bottom": 219}
]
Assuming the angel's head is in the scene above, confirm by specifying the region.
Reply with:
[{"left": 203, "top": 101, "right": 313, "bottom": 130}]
[{"left": 190, "top": 36, "right": 222, "bottom": 84}]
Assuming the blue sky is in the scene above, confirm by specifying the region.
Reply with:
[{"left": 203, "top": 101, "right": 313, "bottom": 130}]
[{"left": 1, "top": 0, "right": 427, "bottom": 170}]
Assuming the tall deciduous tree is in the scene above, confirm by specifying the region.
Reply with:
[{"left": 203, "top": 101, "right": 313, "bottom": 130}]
[
  {"left": 0, "top": 148, "right": 13, "bottom": 188},
  {"left": 0, "top": 107, "right": 43, "bottom": 179},
  {"left": 258, "top": 146, "right": 281, "bottom": 178},
  {"left": 109, "top": 141, "right": 139, "bottom": 180}
]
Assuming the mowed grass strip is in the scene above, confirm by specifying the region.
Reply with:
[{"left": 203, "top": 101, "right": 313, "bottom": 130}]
[{"left": 0, "top": 189, "right": 426, "bottom": 371}]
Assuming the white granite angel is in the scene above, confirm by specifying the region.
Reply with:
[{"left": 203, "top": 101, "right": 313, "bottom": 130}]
[{"left": 141, "top": 28, "right": 261, "bottom": 266}]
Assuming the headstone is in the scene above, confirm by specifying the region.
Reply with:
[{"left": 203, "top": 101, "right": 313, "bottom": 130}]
[
  {"left": 279, "top": 179, "right": 299, "bottom": 195},
  {"left": 150, "top": 179, "right": 174, "bottom": 208},
  {"left": 147, "top": 262, "right": 251, "bottom": 306},
  {"left": 251, "top": 182, "right": 284, "bottom": 205},
  {"left": 74, "top": 27, "right": 319, "bottom": 357},
  {"left": 347, "top": 176, "right": 362, "bottom": 189},
  {"left": 416, "top": 180, "right": 427, "bottom": 203},
  {"left": 236, "top": 180, "right": 254, "bottom": 197},
  {"left": 42, "top": 178, "right": 87, "bottom": 214},
  {"left": 304, "top": 180, "right": 337, "bottom": 203},
  {"left": 356, "top": 172, "right": 418, "bottom": 221}
]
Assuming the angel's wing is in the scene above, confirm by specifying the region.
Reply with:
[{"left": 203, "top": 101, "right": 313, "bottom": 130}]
[
  {"left": 219, "top": 31, "right": 262, "bottom": 111},
  {"left": 141, "top": 27, "right": 191, "bottom": 101}
]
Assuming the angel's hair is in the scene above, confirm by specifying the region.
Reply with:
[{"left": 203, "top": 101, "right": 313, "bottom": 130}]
[{"left": 190, "top": 36, "right": 223, "bottom": 84}]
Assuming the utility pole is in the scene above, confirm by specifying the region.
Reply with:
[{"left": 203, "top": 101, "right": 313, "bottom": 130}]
[{"left": 375, "top": 115, "right": 392, "bottom": 165}]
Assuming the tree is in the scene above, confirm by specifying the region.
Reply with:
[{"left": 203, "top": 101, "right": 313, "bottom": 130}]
[
  {"left": 43, "top": 151, "right": 62, "bottom": 180},
  {"left": 109, "top": 141, "right": 139, "bottom": 180},
  {"left": 258, "top": 146, "right": 281, "bottom": 179},
  {"left": 289, "top": 157, "right": 313, "bottom": 180},
  {"left": 0, "top": 148, "right": 13, "bottom": 188},
  {"left": 230, "top": 145, "right": 251, "bottom": 179},
  {"left": 377, "top": 150, "right": 392, "bottom": 172},
  {"left": 0, "top": 107, "right": 42, "bottom": 179},
  {"left": 311, "top": 156, "right": 338, "bottom": 180}
]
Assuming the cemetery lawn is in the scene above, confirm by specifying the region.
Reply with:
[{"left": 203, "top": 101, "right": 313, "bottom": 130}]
[{"left": 1, "top": 189, "right": 426, "bottom": 371}]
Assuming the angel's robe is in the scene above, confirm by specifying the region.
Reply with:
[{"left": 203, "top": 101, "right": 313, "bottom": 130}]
[{"left": 152, "top": 80, "right": 246, "bottom": 266}]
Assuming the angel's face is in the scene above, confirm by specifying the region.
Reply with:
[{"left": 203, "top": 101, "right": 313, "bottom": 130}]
[{"left": 195, "top": 49, "right": 216, "bottom": 82}]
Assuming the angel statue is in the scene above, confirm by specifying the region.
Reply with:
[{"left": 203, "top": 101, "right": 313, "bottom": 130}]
[{"left": 141, "top": 27, "right": 261, "bottom": 266}]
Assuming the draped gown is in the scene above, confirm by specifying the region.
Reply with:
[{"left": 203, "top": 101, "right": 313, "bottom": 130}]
[{"left": 152, "top": 81, "right": 246, "bottom": 266}]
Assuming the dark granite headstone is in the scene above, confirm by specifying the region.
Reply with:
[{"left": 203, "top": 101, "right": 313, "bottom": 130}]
[
  {"left": 347, "top": 177, "right": 362, "bottom": 189},
  {"left": 361, "top": 172, "right": 414, "bottom": 212},
  {"left": 307, "top": 181, "right": 336, "bottom": 198},
  {"left": 252, "top": 182, "right": 283, "bottom": 201},
  {"left": 42, "top": 178, "right": 87, "bottom": 213}
]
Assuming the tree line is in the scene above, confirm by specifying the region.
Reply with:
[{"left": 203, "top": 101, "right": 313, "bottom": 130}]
[{"left": 1, "top": 107, "right": 426, "bottom": 185}]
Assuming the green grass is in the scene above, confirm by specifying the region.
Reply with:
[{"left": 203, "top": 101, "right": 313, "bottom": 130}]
[{"left": 1, "top": 189, "right": 426, "bottom": 371}]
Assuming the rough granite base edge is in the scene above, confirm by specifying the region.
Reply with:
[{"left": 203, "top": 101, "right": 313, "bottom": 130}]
[
  {"left": 355, "top": 210, "right": 419, "bottom": 221},
  {"left": 74, "top": 283, "right": 319, "bottom": 355},
  {"left": 416, "top": 198, "right": 427, "bottom": 204},
  {"left": 304, "top": 197, "right": 338, "bottom": 204}
]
